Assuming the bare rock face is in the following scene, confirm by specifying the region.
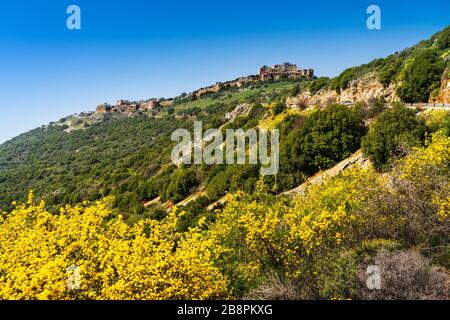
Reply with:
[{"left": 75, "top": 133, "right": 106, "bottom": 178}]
[
  {"left": 339, "top": 73, "right": 398, "bottom": 103},
  {"left": 433, "top": 77, "right": 450, "bottom": 103},
  {"left": 287, "top": 73, "right": 399, "bottom": 109},
  {"left": 288, "top": 90, "right": 338, "bottom": 108},
  {"left": 159, "top": 99, "right": 174, "bottom": 108},
  {"left": 95, "top": 104, "right": 111, "bottom": 113},
  {"left": 311, "top": 90, "right": 339, "bottom": 106},
  {"left": 225, "top": 103, "right": 252, "bottom": 121}
]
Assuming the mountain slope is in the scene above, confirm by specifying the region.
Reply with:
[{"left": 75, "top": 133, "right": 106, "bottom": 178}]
[
  {"left": 0, "top": 26, "right": 449, "bottom": 221},
  {"left": 0, "top": 80, "right": 299, "bottom": 217},
  {"left": 290, "top": 26, "right": 450, "bottom": 106}
]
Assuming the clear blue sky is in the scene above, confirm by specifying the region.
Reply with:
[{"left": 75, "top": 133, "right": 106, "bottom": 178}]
[{"left": 0, "top": 0, "right": 449, "bottom": 143}]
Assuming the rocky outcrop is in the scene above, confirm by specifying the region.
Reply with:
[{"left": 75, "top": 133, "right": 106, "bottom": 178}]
[
  {"left": 160, "top": 99, "right": 174, "bottom": 108},
  {"left": 290, "top": 89, "right": 339, "bottom": 108},
  {"left": 339, "top": 73, "right": 398, "bottom": 103},
  {"left": 433, "top": 77, "right": 450, "bottom": 104},
  {"left": 95, "top": 104, "right": 111, "bottom": 113},
  {"left": 225, "top": 103, "right": 251, "bottom": 121},
  {"left": 287, "top": 72, "right": 399, "bottom": 108}
]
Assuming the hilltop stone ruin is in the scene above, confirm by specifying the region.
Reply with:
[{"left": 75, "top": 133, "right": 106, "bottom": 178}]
[
  {"left": 95, "top": 63, "right": 314, "bottom": 113},
  {"left": 259, "top": 63, "right": 314, "bottom": 81},
  {"left": 96, "top": 99, "right": 171, "bottom": 114},
  {"left": 191, "top": 63, "right": 314, "bottom": 98}
]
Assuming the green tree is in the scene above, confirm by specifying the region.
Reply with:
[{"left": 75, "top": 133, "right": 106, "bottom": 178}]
[
  {"left": 434, "top": 26, "right": 450, "bottom": 51},
  {"left": 308, "top": 77, "right": 330, "bottom": 94},
  {"left": 164, "top": 167, "right": 197, "bottom": 202},
  {"left": 361, "top": 103, "right": 426, "bottom": 170},
  {"left": 281, "top": 104, "right": 367, "bottom": 175},
  {"left": 396, "top": 49, "right": 444, "bottom": 103}
]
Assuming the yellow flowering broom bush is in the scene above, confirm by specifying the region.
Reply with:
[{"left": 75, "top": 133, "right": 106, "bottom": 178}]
[
  {"left": 208, "top": 132, "right": 449, "bottom": 298},
  {"left": 401, "top": 131, "right": 450, "bottom": 182},
  {"left": 0, "top": 131, "right": 448, "bottom": 300},
  {"left": 0, "top": 195, "right": 228, "bottom": 300},
  {"left": 208, "top": 168, "right": 390, "bottom": 296}
]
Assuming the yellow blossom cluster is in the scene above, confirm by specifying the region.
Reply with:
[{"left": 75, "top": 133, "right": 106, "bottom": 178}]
[
  {"left": 208, "top": 131, "right": 449, "bottom": 287},
  {"left": 208, "top": 168, "right": 385, "bottom": 284},
  {"left": 401, "top": 131, "right": 450, "bottom": 181},
  {"left": 0, "top": 197, "right": 228, "bottom": 300},
  {"left": 401, "top": 132, "right": 450, "bottom": 221},
  {"left": 433, "top": 194, "right": 450, "bottom": 221}
]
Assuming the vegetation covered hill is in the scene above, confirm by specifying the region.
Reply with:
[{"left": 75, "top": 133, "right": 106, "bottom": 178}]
[
  {"left": 1, "top": 130, "right": 448, "bottom": 299},
  {"left": 0, "top": 26, "right": 449, "bottom": 300},
  {"left": 1, "top": 27, "right": 449, "bottom": 224},
  {"left": 0, "top": 80, "right": 301, "bottom": 220},
  {"left": 306, "top": 25, "right": 450, "bottom": 103}
]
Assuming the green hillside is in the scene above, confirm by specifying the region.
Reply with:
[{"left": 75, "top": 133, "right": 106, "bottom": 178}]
[
  {"left": 0, "top": 26, "right": 449, "bottom": 301},
  {"left": 0, "top": 27, "right": 449, "bottom": 225},
  {"left": 309, "top": 25, "right": 450, "bottom": 102},
  {"left": 0, "top": 80, "right": 302, "bottom": 218}
]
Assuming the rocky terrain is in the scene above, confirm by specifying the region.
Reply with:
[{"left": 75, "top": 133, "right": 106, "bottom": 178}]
[
  {"left": 288, "top": 72, "right": 398, "bottom": 107},
  {"left": 435, "top": 76, "right": 450, "bottom": 103}
]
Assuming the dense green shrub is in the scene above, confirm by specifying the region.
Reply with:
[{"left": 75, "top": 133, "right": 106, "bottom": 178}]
[
  {"left": 164, "top": 167, "right": 198, "bottom": 202},
  {"left": 331, "top": 59, "right": 383, "bottom": 92},
  {"left": 379, "top": 58, "right": 403, "bottom": 86},
  {"left": 308, "top": 77, "right": 330, "bottom": 94},
  {"left": 206, "top": 164, "right": 260, "bottom": 200},
  {"left": 353, "top": 99, "right": 386, "bottom": 120},
  {"left": 433, "top": 26, "right": 450, "bottom": 51},
  {"left": 396, "top": 49, "right": 445, "bottom": 103},
  {"left": 361, "top": 104, "right": 426, "bottom": 170},
  {"left": 289, "top": 84, "right": 301, "bottom": 97}
]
